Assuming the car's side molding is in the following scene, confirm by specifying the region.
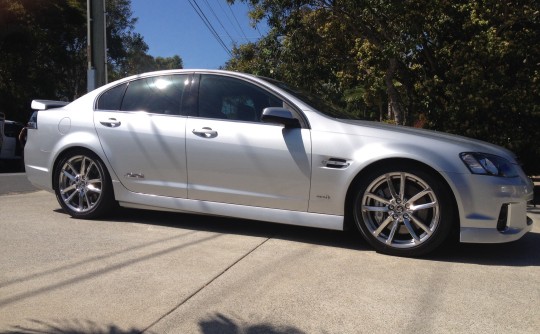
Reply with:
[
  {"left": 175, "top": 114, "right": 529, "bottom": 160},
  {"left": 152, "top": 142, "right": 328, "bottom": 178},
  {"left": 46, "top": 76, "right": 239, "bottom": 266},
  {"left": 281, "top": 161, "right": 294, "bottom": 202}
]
[{"left": 112, "top": 180, "right": 344, "bottom": 231}]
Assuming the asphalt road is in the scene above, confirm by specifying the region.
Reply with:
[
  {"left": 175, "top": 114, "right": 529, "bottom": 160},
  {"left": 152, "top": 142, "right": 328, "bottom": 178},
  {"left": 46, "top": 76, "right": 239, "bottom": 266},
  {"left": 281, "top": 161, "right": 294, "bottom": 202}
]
[
  {"left": 0, "top": 172, "right": 37, "bottom": 196},
  {"left": 0, "top": 175, "right": 539, "bottom": 334}
]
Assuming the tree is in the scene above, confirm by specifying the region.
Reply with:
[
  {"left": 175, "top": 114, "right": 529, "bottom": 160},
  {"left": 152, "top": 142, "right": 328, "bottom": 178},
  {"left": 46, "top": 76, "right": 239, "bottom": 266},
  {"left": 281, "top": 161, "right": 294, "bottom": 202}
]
[
  {"left": 227, "top": 0, "right": 540, "bottom": 173},
  {"left": 0, "top": 0, "right": 184, "bottom": 122},
  {"left": 0, "top": 0, "right": 87, "bottom": 119}
]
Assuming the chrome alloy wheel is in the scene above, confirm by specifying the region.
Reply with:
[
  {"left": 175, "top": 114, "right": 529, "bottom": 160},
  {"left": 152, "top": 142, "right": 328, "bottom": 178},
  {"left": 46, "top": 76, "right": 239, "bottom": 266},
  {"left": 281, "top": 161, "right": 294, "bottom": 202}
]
[
  {"left": 361, "top": 172, "right": 440, "bottom": 249},
  {"left": 58, "top": 155, "right": 104, "bottom": 213}
]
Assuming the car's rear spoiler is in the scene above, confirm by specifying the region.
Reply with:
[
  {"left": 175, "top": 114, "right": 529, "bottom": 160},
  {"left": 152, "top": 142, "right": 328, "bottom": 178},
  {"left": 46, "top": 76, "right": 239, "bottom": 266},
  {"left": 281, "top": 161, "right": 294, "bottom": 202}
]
[{"left": 31, "top": 100, "right": 69, "bottom": 110}]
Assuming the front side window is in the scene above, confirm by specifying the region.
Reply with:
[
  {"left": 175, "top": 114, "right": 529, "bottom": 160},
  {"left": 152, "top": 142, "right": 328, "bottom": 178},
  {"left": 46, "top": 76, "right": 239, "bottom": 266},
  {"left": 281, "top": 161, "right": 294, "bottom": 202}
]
[
  {"left": 120, "top": 75, "right": 189, "bottom": 115},
  {"left": 198, "top": 75, "right": 283, "bottom": 122}
]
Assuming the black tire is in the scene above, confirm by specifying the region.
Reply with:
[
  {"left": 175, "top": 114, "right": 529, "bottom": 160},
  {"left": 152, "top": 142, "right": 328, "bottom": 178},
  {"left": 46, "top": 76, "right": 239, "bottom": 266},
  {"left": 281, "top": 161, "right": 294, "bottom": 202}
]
[
  {"left": 54, "top": 150, "right": 115, "bottom": 219},
  {"left": 352, "top": 162, "right": 455, "bottom": 257}
]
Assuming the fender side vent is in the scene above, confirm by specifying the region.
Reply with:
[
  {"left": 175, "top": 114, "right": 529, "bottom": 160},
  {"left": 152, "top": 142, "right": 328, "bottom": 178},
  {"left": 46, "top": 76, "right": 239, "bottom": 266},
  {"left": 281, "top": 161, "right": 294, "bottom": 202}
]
[{"left": 323, "top": 158, "right": 350, "bottom": 169}]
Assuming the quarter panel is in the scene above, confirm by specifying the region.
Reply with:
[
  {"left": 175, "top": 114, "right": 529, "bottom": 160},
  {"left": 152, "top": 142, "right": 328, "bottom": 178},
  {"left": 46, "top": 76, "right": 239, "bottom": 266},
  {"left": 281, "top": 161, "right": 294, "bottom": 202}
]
[{"left": 308, "top": 129, "right": 471, "bottom": 216}]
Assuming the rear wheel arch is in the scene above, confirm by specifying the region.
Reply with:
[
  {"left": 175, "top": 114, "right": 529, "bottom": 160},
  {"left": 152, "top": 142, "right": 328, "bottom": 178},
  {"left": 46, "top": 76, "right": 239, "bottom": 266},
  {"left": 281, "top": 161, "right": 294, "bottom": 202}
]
[
  {"left": 52, "top": 147, "right": 116, "bottom": 219},
  {"left": 52, "top": 147, "right": 110, "bottom": 190}
]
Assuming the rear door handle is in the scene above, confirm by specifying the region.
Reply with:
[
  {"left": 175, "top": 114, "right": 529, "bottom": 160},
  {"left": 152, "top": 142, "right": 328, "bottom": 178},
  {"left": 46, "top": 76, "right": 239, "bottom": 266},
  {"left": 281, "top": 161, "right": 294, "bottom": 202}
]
[
  {"left": 192, "top": 127, "right": 218, "bottom": 138},
  {"left": 100, "top": 118, "right": 121, "bottom": 128}
]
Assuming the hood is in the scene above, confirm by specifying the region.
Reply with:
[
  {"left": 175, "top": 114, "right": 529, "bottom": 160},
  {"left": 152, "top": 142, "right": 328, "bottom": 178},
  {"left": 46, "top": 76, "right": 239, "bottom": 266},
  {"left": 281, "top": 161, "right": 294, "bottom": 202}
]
[{"left": 336, "top": 119, "right": 517, "bottom": 163}]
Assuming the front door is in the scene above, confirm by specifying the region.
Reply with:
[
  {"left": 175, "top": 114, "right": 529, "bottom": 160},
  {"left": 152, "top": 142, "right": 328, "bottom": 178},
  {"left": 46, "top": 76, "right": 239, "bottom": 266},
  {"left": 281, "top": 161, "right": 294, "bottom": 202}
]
[{"left": 185, "top": 74, "right": 312, "bottom": 211}]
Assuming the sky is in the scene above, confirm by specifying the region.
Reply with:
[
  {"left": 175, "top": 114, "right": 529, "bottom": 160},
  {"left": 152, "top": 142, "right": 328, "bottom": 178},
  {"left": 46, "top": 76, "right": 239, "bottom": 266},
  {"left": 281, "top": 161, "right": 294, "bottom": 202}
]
[{"left": 130, "top": 0, "right": 269, "bottom": 69}]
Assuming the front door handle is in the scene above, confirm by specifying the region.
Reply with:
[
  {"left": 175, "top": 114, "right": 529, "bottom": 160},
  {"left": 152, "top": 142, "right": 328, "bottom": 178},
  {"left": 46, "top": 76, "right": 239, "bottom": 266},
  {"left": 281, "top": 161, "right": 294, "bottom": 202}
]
[
  {"left": 100, "top": 118, "right": 121, "bottom": 128},
  {"left": 192, "top": 127, "right": 218, "bottom": 138}
]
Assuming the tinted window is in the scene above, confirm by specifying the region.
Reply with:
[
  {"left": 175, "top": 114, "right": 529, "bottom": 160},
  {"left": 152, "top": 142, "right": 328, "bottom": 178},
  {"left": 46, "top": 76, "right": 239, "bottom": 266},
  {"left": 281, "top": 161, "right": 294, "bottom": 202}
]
[
  {"left": 97, "top": 83, "right": 128, "bottom": 110},
  {"left": 198, "top": 75, "right": 283, "bottom": 122},
  {"left": 4, "top": 122, "right": 23, "bottom": 137},
  {"left": 121, "top": 75, "right": 188, "bottom": 115}
]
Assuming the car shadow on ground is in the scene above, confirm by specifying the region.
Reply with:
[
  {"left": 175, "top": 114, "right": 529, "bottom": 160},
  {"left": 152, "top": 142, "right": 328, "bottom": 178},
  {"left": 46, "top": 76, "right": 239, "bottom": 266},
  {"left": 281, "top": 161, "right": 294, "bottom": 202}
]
[{"left": 60, "top": 205, "right": 540, "bottom": 268}]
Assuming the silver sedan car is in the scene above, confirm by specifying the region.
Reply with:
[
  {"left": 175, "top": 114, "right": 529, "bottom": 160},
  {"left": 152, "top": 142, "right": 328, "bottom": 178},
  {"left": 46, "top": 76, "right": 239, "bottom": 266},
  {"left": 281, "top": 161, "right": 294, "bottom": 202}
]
[{"left": 25, "top": 70, "right": 534, "bottom": 256}]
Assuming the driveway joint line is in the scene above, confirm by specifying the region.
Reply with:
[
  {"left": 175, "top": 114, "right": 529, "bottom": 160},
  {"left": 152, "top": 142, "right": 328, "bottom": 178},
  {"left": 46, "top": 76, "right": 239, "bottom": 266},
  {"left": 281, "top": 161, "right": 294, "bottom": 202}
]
[{"left": 142, "top": 236, "right": 272, "bottom": 333}]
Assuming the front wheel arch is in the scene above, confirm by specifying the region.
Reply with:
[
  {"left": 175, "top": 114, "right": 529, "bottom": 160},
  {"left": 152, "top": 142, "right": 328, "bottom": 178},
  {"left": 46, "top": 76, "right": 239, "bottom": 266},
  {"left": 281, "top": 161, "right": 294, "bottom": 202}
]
[{"left": 344, "top": 158, "right": 459, "bottom": 255}]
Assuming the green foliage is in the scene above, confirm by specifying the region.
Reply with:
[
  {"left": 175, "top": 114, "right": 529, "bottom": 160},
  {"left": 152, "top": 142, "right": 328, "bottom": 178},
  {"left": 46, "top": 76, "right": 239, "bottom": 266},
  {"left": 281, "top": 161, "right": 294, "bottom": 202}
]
[
  {"left": 0, "top": 0, "right": 183, "bottom": 122},
  {"left": 227, "top": 0, "right": 540, "bottom": 173},
  {"left": 0, "top": 0, "right": 86, "bottom": 120}
]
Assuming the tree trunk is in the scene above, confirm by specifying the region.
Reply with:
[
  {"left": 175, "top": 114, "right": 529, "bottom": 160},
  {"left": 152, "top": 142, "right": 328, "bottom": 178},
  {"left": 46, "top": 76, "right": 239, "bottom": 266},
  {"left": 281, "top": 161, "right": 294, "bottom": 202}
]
[{"left": 385, "top": 58, "right": 404, "bottom": 124}]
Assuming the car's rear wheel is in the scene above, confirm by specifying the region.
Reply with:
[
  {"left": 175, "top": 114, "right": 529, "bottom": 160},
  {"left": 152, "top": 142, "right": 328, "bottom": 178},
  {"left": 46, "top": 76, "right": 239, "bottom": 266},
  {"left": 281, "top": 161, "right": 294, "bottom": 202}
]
[
  {"left": 352, "top": 163, "right": 455, "bottom": 256},
  {"left": 54, "top": 150, "right": 115, "bottom": 219}
]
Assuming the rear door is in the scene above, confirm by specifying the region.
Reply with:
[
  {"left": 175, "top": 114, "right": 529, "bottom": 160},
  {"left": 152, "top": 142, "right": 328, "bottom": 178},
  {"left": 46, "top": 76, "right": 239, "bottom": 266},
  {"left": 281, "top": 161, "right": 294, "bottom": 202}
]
[{"left": 94, "top": 74, "right": 192, "bottom": 198}]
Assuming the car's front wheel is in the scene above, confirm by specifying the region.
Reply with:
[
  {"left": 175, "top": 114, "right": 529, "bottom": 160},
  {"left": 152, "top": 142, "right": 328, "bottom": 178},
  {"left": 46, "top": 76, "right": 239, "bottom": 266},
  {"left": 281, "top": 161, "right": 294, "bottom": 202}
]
[
  {"left": 352, "top": 163, "right": 455, "bottom": 256},
  {"left": 54, "top": 150, "right": 115, "bottom": 219}
]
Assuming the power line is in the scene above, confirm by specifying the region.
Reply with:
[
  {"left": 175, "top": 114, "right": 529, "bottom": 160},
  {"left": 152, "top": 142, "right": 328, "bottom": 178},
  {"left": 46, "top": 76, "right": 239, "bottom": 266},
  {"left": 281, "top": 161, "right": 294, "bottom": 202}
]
[
  {"left": 227, "top": 2, "right": 249, "bottom": 43},
  {"left": 202, "top": 0, "right": 236, "bottom": 45},
  {"left": 187, "top": 0, "right": 232, "bottom": 57},
  {"left": 215, "top": 0, "right": 244, "bottom": 41}
]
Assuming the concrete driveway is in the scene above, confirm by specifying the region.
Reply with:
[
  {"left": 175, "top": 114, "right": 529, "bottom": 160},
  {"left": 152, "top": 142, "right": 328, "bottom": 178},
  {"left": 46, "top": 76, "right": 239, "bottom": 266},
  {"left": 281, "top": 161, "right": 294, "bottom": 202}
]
[{"left": 1, "top": 191, "right": 539, "bottom": 333}]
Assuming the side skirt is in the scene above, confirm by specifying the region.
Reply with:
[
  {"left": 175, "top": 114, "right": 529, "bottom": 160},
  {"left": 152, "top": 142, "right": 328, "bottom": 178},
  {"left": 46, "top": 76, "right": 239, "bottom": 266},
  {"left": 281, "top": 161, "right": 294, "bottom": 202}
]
[{"left": 113, "top": 182, "right": 344, "bottom": 231}]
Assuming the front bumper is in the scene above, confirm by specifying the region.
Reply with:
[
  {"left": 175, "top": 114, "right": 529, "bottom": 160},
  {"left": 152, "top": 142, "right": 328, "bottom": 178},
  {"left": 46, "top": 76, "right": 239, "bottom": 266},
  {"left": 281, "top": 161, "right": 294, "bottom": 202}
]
[
  {"left": 446, "top": 172, "right": 534, "bottom": 243},
  {"left": 460, "top": 201, "right": 533, "bottom": 243}
]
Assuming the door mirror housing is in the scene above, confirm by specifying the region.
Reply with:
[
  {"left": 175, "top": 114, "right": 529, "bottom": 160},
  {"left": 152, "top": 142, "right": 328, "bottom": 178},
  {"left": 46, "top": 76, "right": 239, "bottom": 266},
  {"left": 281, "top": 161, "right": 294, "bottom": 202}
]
[{"left": 261, "top": 107, "right": 301, "bottom": 128}]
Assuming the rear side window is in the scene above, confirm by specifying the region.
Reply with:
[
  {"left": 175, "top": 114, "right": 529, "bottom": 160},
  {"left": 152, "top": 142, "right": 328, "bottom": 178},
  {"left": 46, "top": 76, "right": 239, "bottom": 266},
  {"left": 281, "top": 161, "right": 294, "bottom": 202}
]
[
  {"left": 97, "top": 83, "right": 127, "bottom": 110},
  {"left": 121, "top": 75, "right": 189, "bottom": 115}
]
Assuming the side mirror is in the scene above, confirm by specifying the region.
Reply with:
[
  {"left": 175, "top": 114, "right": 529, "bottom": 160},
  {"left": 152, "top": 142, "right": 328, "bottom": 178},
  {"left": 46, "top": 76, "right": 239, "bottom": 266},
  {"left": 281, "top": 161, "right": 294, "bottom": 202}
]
[{"left": 261, "top": 107, "right": 301, "bottom": 128}]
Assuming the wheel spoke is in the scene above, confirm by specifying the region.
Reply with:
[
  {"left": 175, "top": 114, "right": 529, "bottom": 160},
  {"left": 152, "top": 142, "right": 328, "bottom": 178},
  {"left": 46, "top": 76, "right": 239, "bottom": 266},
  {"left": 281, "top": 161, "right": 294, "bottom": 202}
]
[
  {"left": 80, "top": 156, "right": 87, "bottom": 175},
  {"left": 82, "top": 191, "right": 91, "bottom": 208},
  {"left": 403, "top": 218, "right": 420, "bottom": 242},
  {"left": 410, "top": 201, "right": 436, "bottom": 211},
  {"left": 84, "top": 161, "right": 97, "bottom": 176},
  {"left": 386, "top": 220, "right": 399, "bottom": 245},
  {"left": 61, "top": 184, "right": 76, "bottom": 194},
  {"left": 399, "top": 173, "right": 405, "bottom": 201},
  {"left": 62, "top": 169, "right": 77, "bottom": 182},
  {"left": 366, "top": 192, "right": 391, "bottom": 205},
  {"left": 86, "top": 184, "right": 102, "bottom": 194},
  {"left": 66, "top": 161, "right": 77, "bottom": 174},
  {"left": 64, "top": 190, "right": 77, "bottom": 204},
  {"left": 363, "top": 205, "right": 389, "bottom": 212},
  {"left": 410, "top": 215, "right": 432, "bottom": 235},
  {"left": 78, "top": 191, "right": 84, "bottom": 210},
  {"left": 385, "top": 174, "right": 399, "bottom": 199},
  {"left": 406, "top": 188, "right": 432, "bottom": 205},
  {"left": 373, "top": 215, "right": 394, "bottom": 237}
]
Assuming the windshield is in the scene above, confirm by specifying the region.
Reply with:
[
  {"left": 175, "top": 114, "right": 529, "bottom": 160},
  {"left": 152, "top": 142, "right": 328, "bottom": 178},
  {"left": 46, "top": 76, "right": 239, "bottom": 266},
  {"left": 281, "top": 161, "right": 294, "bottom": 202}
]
[{"left": 258, "top": 77, "right": 354, "bottom": 119}]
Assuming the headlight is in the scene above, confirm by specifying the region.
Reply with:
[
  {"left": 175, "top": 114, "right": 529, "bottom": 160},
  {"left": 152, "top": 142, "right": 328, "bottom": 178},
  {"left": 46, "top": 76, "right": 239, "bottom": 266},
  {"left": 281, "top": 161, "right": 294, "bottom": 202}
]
[{"left": 460, "top": 152, "right": 518, "bottom": 177}]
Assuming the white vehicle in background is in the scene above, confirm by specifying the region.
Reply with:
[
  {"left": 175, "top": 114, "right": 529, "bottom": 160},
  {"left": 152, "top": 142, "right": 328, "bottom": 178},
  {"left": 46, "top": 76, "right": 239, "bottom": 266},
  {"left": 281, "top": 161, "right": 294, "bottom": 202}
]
[{"left": 0, "top": 114, "right": 24, "bottom": 162}]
